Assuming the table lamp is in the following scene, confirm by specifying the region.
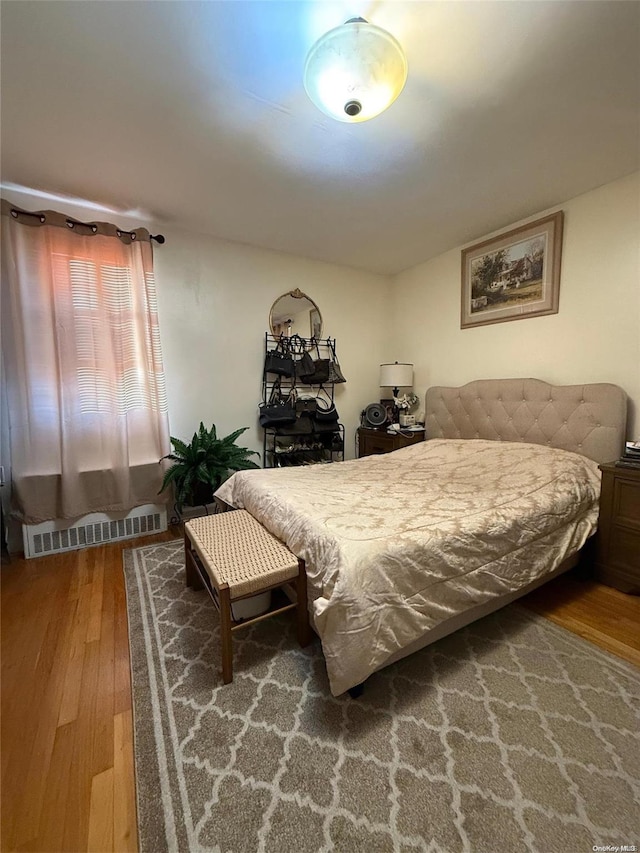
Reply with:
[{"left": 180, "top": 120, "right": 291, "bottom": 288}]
[{"left": 379, "top": 362, "right": 414, "bottom": 399}]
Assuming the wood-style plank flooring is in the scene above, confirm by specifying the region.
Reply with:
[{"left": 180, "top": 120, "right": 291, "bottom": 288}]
[
  {"left": 2, "top": 534, "right": 639, "bottom": 852},
  {"left": 1, "top": 530, "right": 177, "bottom": 853}
]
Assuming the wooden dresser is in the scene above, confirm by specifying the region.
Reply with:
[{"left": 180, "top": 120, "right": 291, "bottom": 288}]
[
  {"left": 357, "top": 427, "right": 425, "bottom": 457},
  {"left": 595, "top": 462, "right": 640, "bottom": 593}
]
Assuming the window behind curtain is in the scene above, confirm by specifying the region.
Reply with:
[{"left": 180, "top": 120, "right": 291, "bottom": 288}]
[{"left": 1, "top": 203, "right": 170, "bottom": 522}]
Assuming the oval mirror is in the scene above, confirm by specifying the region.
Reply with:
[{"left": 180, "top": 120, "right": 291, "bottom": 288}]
[{"left": 269, "top": 288, "right": 323, "bottom": 340}]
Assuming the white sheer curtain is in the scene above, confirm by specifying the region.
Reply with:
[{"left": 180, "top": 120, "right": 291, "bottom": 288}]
[{"left": 1, "top": 202, "right": 170, "bottom": 522}]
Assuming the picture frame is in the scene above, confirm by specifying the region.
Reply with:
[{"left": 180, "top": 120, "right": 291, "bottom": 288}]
[
  {"left": 309, "top": 307, "right": 322, "bottom": 339},
  {"left": 380, "top": 398, "right": 396, "bottom": 423},
  {"left": 461, "top": 211, "right": 564, "bottom": 329}
]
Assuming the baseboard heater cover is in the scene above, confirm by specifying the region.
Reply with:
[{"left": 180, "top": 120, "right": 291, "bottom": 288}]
[{"left": 22, "top": 504, "right": 167, "bottom": 558}]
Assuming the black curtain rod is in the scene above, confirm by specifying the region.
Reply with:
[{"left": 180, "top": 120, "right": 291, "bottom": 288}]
[{"left": 9, "top": 206, "right": 165, "bottom": 244}]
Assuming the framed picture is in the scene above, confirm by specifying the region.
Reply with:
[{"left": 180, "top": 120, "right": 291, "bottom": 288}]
[
  {"left": 309, "top": 308, "right": 322, "bottom": 339},
  {"left": 380, "top": 398, "right": 396, "bottom": 423},
  {"left": 461, "top": 211, "right": 564, "bottom": 329}
]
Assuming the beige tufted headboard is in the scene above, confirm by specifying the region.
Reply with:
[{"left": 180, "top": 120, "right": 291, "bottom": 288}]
[{"left": 425, "top": 378, "right": 627, "bottom": 464}]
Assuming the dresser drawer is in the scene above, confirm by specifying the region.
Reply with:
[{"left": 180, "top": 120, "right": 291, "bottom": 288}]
[
  {"left": 358, "top": 427, "right": 425, "bottom": 458},
  {"left": 609, "top": 527, "right": 640, "bottom": 572},
  {"left": 596, "top": 463, "right": 640, "bottom": 593},
  {"left": 614, "top": 479, "right": 640, "bottom": 532},
  {"left": 362, "top": 433, "right": 395, "bottom": 455}
]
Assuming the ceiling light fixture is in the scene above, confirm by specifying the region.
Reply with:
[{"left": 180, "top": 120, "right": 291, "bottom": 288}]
[{"left": 304, "top": 17, "right": 407, "bottom": 123}]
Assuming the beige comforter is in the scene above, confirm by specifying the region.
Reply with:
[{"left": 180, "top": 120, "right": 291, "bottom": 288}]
[{"left": 215, "top": 439, "right": 601, "bottom": 695}]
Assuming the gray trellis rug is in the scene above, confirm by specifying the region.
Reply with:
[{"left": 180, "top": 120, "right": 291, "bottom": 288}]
[{"left": 124, "top": 540, "right": 640, "bottom": 853}]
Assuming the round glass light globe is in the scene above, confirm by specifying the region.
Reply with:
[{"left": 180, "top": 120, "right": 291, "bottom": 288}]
[{"left": 304, "top": 20, "right": 408, "bottom": 123}]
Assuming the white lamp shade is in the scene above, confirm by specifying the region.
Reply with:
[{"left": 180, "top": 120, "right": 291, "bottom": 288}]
[
  {"left": 380, "top": 362, "right": 413, "bottom": 389},
  {"left": 304, "top": 19, "right": 407, "bottom": 123}
]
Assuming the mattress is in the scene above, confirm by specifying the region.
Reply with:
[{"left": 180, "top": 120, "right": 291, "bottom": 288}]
[{"left": 215, "top": 439, "right": 601, "bottom": 695}]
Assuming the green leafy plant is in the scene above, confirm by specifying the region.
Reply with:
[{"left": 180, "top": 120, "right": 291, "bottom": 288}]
[{"left": 159, "top": 423, "right": 259, "bottom": 511}]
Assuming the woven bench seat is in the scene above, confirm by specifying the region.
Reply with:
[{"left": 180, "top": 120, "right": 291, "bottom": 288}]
[{"left": 184, "top": 509, "right": 311, "bottom": 683}]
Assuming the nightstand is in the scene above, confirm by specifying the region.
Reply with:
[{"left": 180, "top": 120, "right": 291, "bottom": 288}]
[
  {"left": 357, "top": 427, "right": 425, "bottom": 458},
  {"left": 595, "top": 462, "right": 640, "bottom": 594}
]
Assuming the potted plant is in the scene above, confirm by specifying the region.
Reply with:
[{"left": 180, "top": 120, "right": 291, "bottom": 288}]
[{"left": 160, "top": 423, "right": 259, "bottom": 514}]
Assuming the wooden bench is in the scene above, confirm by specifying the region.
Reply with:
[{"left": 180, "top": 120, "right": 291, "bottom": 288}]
[{"left": 184, "top": 509, "right": 312, "bottom": 683}]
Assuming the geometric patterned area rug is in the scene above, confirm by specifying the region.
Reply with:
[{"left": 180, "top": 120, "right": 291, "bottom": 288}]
[{"left": 124, "top": 540, "right": 640, "bottom": 853}]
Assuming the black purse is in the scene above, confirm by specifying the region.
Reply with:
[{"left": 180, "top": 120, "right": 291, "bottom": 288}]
[
  {"left": 315, "top": 400, "right": 339, "bottom": 422},
  {"left": 299, "top": 339, "right": 331, "bottom": 385},
  {"left": 296, "top": 397, "right": 318, "bottom": 416},
  {"left": 259, "top": 380, "right": 296, "bottom": 427},
  {"left": 327, "top": 338, "right": 347, "bottom": 384},
  {"left": 264, "top": 336, "right": 295, "bottom": 377},
  {"left": 287, "top": 334, "right": 314, "bottom": 381},
  {"left": 308, "top": 386, "right": 338, "bottom": 431},
  {"left": 295, "top": 350, "right": 315, "bottom": 381},
  {"left": 314, "top": 385, "right": 339, "bottom": 423},
  {"left": 277, "top": 416, "right": 314, "bottom": 435},
  {"left": 312, "top": 420, "right": 340, "bottom": 433}
]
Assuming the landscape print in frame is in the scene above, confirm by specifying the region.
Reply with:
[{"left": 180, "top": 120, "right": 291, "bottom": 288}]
[
  {"left": 310, "top": 308, "right": 322, "bottom": 339},
  {"left": 461, "top": 211, "right": 564, "bottom": 329}
]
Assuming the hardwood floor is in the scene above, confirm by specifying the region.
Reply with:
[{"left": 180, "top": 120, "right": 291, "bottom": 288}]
[
  {"left": 520, "top": 568, "right": 640, "bottom": 668},
  {"left": 1, "top": 529, "right": 178, "bottom": 853},
  {"left": 2, "top": 537, "right": 639, "bottom": 852}
]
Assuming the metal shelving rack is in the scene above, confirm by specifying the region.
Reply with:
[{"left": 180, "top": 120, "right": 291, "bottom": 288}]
[{"left": 261, "top": 333, "right": 344, "bottom": 469}]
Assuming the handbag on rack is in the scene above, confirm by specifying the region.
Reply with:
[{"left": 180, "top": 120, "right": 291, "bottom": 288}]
[
  {"left": 258, "top": 379, "right": 296, "bottom": 427},
  {"left": 283, "top": 334, "right": 315, "bottom": 381},
  {"left": 296, "top": 397, "right": 318, "bottom": 416},
  {"left": 314, "top": 387, "right": 339, "bottom": 422},
  {"left": 298, "top": 339, "right": 331, "bottom": 385},
  {"left": 264, "top": 336, "right": 295, "bottom": 377},
  {"left": 277, "top": 417, "right": 314, "bottom": 435},
  {"left": 312, "top": 418, "right": 340, "bottom": 433},
  {"left": 281, "top": 395, "right": 317, "bottom": 434},
  {"left": 315, "top": 400, "right": 339, "bottom": 422},
  {"left": 327, "top": 338, "right": 347, "bottom": 384},
  {"left": 295, "top": 350, "right": 315, "bottom": 381},
  {"left": 312, "top": 386, "right": 340, "bottom": 431}
]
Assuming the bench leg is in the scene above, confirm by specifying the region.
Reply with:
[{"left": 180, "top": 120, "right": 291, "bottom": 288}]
[
  {"left": 184, "top": 532, "right": 204, "bottom": 590},
  {"left": 296, "top": 559, "right": 312, "bottom": 648},
  {"left": 219, "top": 584, "right": 233, "bottom": 684}
]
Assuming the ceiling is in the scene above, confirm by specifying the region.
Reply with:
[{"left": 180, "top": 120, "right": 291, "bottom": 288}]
[{"left": 1, "top": 1, "right": 638, "bottom": 275}]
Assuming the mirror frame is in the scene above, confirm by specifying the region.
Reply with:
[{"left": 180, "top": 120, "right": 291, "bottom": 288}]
[{"left": 269, "top": 288, "right": 323, "bottom": 341}]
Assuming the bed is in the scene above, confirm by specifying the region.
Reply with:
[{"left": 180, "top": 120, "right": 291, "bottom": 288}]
[{"left": 215, "top": 378, "right": 627, "bottom": 696}]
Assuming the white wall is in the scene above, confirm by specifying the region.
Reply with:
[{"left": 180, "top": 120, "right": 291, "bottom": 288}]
[
  {"left": 1, "top": 190, "right": 391, "bottom": 470},
  {"left": 4, "top": 170, "right": 637, "bottom": 473},
  {"left": 153, "top": 229, "right": 391, "bottom": 460},
  {"left": 391, "top": 172, "right": 640, "bottom": 438}
]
